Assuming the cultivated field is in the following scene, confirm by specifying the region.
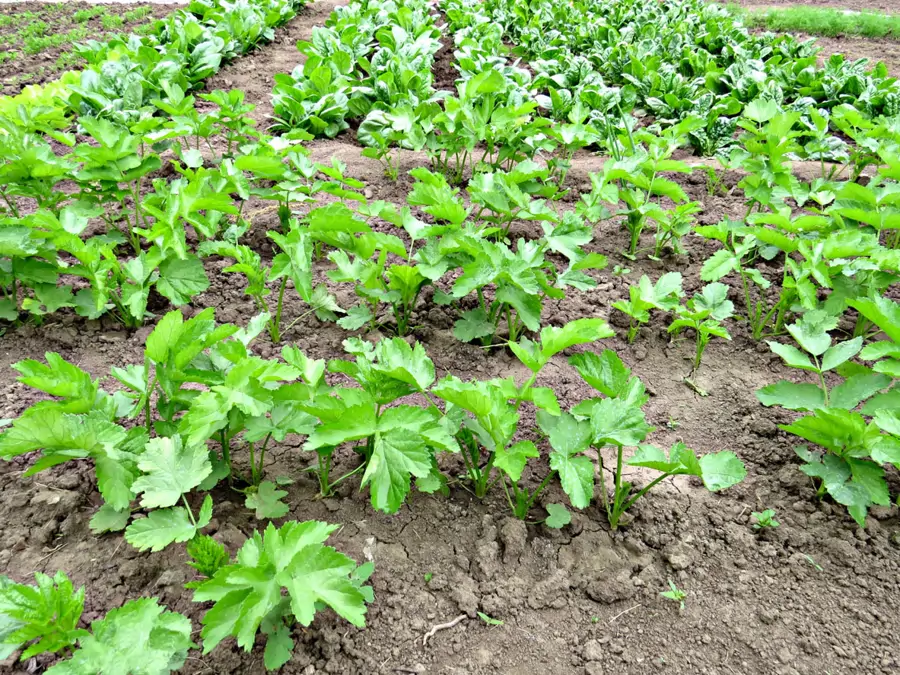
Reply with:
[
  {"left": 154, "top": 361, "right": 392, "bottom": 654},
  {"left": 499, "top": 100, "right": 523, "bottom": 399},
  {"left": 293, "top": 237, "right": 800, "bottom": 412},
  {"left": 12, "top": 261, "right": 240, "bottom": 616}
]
[{"left": 0, "top": 0, "right": 898, "bottom": 674}]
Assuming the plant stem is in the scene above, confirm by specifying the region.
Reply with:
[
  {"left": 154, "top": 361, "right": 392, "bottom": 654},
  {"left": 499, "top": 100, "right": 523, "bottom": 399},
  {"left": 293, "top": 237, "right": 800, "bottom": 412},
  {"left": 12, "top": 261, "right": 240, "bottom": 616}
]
[
  {"left": 524, "top": 471, "right": 556, "bottom": 511},
  {"left": 181, "top": 494, "right": 198, "bottom": 528},
  {"left": 270, "top": 277, "right": 287, "bottom": 342},
  {"left": 327, "top": 462, "right": 366, "bottom": 492}
]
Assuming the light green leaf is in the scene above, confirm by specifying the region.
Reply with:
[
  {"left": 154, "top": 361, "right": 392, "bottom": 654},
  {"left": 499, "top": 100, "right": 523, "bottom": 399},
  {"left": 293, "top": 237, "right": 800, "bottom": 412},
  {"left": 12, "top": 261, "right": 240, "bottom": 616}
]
[
  {"left": 263, "top": 624, "right": 293, "bottom": 671},
  {"left": 361, "top": 428, "right": 432, "bottom": 513},
  {"left": 698, "top": 451, "right": 747, "bottom": 491},
  {"left": 767, "top": 341, "right": 816, "bottom": 371},
  {"left": 89, "top": 505, "right": 130, "bottom": 534},
  {"left": 538, "top": 318, "right": 614, "bottom": 360},
  {"left": 494, "top": 441, "right": 539, "bottom": 482},
  {"left": 156, "top": 255, "right": 209, "bottom": 306},
  {"left": 549, "top": 451, "right": 594, "bottom": 509},
  {"left": 756, "top": 381, "right": 825, "bottom": 411},
  {"left": 124, "top": 507, "right": 198, "bottom": 553},
  {"left": 132, "top": 435, "right": 212, "bottom": 509},
  {"left": 45, "top": 597, "right": 194, "bottom": 675},
  {"left": 246, "top": 481, "right": 290, "bottom": 520},
  {"left": 544, "top": 503, "right": 571, "bottom": 528},
  {"left": 590, "top": 397, "right": 653, "bottom": 447},
  {"left": 821, "top": 337, "right": 863, "bottom": 372}
]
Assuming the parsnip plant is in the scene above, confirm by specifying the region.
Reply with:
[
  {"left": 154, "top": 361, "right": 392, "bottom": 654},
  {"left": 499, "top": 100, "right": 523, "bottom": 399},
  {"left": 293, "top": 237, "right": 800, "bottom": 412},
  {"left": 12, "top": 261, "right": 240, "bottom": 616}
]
[
  {"left": 668, "top": 282, "right": 734, "bottom": 372},
  {"left": 199, "top": 220, "right": 342, "bottom": 342},
  {"left": 436, "top": 319, "right": 613, "bottom": 520},
  {"left": 301, "top": 337, "right": 452, "bottom": 512},
  {"left": 558, "top": 350, "right": 746, "bottom": 528},
  {"left": 46, "top": 598, "right": 195, "bottom": 675},
  {"left": 0, "top": 571, "right": 86, "bottom": 662},
  {"left": 193, "top": 521, "right": 372, "bottom": 671},
  {"left": 613, "top": 272, "right": 684, "bottom": 343}
]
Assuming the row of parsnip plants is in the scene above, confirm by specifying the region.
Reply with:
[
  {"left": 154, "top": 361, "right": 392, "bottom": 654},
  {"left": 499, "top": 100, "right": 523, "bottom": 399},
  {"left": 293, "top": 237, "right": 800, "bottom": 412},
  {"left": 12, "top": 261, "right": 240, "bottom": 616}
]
[
  {"left": 0, "top": 309, "right": 746, "bottom": 527},
  {"left": 0, "top": 0, "right": 306, "bottom": 127},
  {"left": 590, "top": 103, "right": 900, "bottom": 524},
  {"left": 0, "top": 310, "right": 745, "bottom": 669},
  {"left": 600, "top": 102, "right": 898, "bottom": 363},
  {"left": 0, "top": 79, "right": 613, "bottom": 350},
  {"left": 0, "top": 98, "right": 362, "bottom": 331}
]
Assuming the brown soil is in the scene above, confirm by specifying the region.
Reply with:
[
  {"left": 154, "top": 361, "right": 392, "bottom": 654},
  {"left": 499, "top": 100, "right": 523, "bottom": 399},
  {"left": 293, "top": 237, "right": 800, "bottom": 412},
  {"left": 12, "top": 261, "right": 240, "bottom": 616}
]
[
  {"left": 2, "top": 2, "right": 900, "bottom": 675},
  {"left": 805, "top": 34, "right": 900, "bottom": 75},
  {"left": 0, "top": 2, "right": 180, "bottom": 95},
  {"left": 727, "top": 0, "right": 900, "bottom": 75}
]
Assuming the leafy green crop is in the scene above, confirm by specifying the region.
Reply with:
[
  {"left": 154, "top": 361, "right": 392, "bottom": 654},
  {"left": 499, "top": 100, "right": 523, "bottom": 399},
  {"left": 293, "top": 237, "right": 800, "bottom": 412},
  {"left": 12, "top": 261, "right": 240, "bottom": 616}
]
[
  {"left": 751, "top": 509, "right": 779, "bottom": 530},
  {"left": 186, "top": 535, "right": 230, "bottom": 588},
  {"left": 124, "top": 435, "right": 215, "bottom": 552},
  {"left": 668, "top": 282, "right": 734, "bottom": 373},
  {"left": 46, "top": 598, "right": 195, "bottom": 675},
  {"left": 555, "top": 349, "right": 746, "bottom": 528},
  {"left": 301, "top": 337, "right": 450, "bottom": 512},
  {"left": 0, "top": 571, "right": 86, "bottom": 661},
  {"left": 756, "top": 299, "right": 900, "bottom": 526},
  {"left": 193, "top": 521, "right": 372, "bottom": 670},
  {"left": 613, "top": 272, "right": 683, "bottom": 343},
  {"left": 436, "top": 319, "right": 613, "bottom": 519}
]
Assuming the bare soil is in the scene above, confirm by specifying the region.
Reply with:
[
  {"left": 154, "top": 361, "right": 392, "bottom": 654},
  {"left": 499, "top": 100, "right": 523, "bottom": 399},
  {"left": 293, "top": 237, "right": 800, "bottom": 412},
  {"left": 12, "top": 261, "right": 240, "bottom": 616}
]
[
  {"left": 729, "top": 0, "right": 900, "bottom": 75},
  {"left": 1, "top": 2, "right": 899, "bottom": 675},
  {"left": 0, "top": 2, "right": 180, "bottom": 95}
]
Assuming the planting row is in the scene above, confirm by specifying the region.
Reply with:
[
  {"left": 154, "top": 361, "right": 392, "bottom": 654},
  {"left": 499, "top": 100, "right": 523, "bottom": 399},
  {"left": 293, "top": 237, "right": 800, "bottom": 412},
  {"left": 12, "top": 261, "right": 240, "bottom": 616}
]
[{"left": 0, "top": 0, "right": 306, "bottom": 124}]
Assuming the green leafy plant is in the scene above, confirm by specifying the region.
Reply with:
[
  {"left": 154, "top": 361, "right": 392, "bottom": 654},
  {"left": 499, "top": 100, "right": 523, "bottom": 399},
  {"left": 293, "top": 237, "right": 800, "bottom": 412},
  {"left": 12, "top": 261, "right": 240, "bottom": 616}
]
[
  {"left": 186, "top": 535, "right": 230, "bottom": 588},
  {"left": 613, "top": 272, "right": 683, "bottom": 343},
  {"left": 0, "top": 571, "right": 86, "bottom": 662},
  {"left": 668, "top": 282, "right": 734, "bottom": 373},
  {"left": 751, "top": 509, "right": 780, "bottom": 530},
  {"left": 192, "top": 521, "right": 373, "bottom": 671},
  {"left": 555, "top": 350, "right": 746, "bottom": 528},
  {"left": 756, "top": 310, "right": 871, "bottom": 410},
  {"left": 697, "top": 219, "right": 794, "bottom": 341},
  {"left": 660, "top": 580, "right": 686, "bottom": 611},
  {"left": 787, "top": 409, "right": 898, "bottom": 527},
  {"left": 45, "top": 598, "right": 195, "bottom": 675},
  {"left": 435, "top": 319, "right": 613, "bottom": 518},
  {"left": 301, "top": 337, "right": 451, "bottom": 512},
  {"left": 123, "top": 435, "right": 215, "bottom": 553},
  {"left": 199, "top": 219, "right": 342, "bottom": 343}
]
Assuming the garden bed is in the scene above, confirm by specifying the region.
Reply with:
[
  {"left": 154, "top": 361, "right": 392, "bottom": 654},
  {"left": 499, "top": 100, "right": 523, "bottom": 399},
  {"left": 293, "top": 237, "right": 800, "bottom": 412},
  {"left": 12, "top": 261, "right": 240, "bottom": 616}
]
[
  {"left": 1, "top": 1, "right": 899, "bottom": 674},
  {"left": 0, "top": 1, "right": 180, "bottom": 94}
]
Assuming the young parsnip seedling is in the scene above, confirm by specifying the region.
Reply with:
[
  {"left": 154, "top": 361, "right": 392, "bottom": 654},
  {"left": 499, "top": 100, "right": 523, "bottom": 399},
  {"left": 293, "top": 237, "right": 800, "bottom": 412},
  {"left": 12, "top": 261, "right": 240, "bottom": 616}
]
[
  {"left": 756, "top": 309, "right": 866, "bottom": 410},
  {"left": 435, "top": 319, "right": 613, "bottom": 517},
  {"left": 558, "top": 350, "right": 746, "bottom": 529},
  {"left": 668, "top": 282, "right": 734, "bottom": 373},
  {"left": 185, "top": 535, "right": 230, "bottom": 589},
  {"left": 613, "top": 272, "right": 684, "bottom": 343},
  {"left": 0, "top": 571, "right": 87, "bottom": 662},
  {"left": 43, "top": 597, "right": 194, "bottom": 675},
  {"left": 661, "top": 580, "right": 686, "bottom": 611},
  {"left": 751, "top": 509, "right": 780, "bottom": 530},
  {"left": 192, "top": 521, "right": 372, "bottom": 671}
]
